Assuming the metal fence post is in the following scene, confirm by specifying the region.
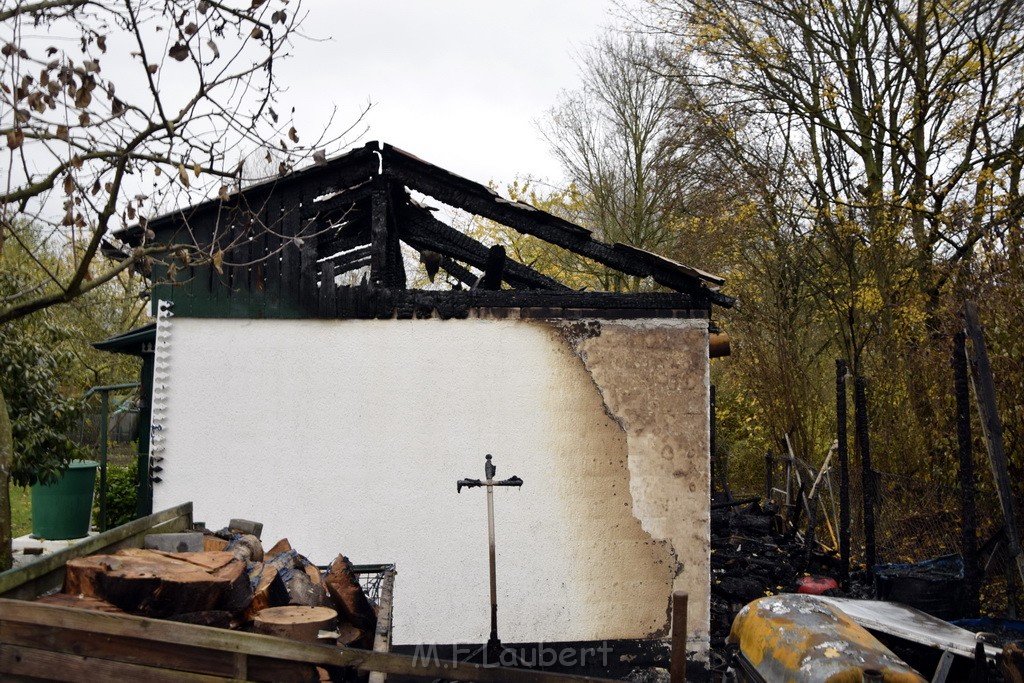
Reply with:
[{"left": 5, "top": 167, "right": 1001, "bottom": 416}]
[{"left": 837, "top": 359, "right": 850, "bottom": 585}]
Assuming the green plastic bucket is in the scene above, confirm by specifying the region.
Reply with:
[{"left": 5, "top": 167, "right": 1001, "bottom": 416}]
[{"left": 31, "top": 460, "right": 98, "bottom": 540}]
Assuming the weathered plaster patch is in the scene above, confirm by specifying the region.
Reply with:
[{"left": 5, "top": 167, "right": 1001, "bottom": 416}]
[
  {"left": 555, "top": 318, "right": 711, "bottom": 655},
  {"left": 536, "top": 320, "right": 676, "bottom": 640}
]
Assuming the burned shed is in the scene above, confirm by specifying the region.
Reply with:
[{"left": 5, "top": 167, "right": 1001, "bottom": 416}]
[{"left": 106, "top": 141, "right": 732, "bottom": 665}]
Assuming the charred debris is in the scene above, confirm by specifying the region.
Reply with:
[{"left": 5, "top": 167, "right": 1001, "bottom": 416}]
[{"left": 111, "top": 141, "right": 733, "bottom": 322}]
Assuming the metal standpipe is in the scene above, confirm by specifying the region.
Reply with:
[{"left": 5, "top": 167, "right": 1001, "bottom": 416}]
[{"left": 457, "top": 454, "right": 523, "bottom": 662}]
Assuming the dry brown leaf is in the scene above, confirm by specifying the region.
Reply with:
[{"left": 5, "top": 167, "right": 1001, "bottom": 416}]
[
  {"left": 6, "top": 130, "right": 24, "bottom": 149},
  {"left": 168, "top": 43, "right": 189, "bottom": 61},
  {"left": 177, "top": 163, "right": 190, "bottom": 188}
]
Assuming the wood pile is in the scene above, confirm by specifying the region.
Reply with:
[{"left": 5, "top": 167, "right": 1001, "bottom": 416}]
[{"left": 52, "top": 523, "right": 379, "bottom": 649}]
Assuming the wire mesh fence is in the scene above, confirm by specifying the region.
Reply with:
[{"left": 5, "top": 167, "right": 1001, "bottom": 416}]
[{"left": 747, "top": 450, "right": 1024, "bottom": 615}]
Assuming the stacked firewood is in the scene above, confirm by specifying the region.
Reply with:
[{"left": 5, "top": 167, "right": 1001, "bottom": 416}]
[{"left": 41, "top": 522, "right": 378, "bottom": 648}]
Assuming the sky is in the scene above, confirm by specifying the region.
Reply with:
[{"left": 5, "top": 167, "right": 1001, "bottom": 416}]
[{"left": 276, "top": 1, "right": 629, "bottom": 190}]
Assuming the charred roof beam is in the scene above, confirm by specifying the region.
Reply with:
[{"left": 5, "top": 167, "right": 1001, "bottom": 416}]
[
  {"left": 382, "top": 144, "right": 732, "bottom": 308},
  {"left": 397, "top": 201, "right": 568, "bottom": 291}
]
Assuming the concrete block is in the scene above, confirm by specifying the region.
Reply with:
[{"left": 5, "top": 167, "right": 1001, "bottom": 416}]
[
  {"left": 144, "top": 532, "right": 204, "bottom": 553},
  {"left": 228, "top": 518, "right": 263, "bottom": 539}
]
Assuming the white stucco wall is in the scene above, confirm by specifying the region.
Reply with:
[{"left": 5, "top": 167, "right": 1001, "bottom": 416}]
[{"left": 151, "top": 313, "right": 709, "bottom": 647}]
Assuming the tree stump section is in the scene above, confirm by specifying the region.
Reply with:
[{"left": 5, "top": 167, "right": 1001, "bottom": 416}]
[
  {"left": 253, "top": 606, "right": 337, "bottom": 641},
  {"left": 63, "top": 550, "right": 250, "bottom": 618}
]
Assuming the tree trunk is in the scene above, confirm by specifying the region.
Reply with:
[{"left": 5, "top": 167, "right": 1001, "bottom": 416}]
[{"left": 1, "top": 385, "right": 13, "bottom": 571}]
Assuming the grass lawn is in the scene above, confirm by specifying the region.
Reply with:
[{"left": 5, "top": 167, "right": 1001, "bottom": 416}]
[{"left": 10, "top": 484, "right": 31, "bottom": 537}]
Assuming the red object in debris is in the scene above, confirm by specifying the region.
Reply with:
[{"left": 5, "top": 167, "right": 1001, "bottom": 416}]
[{"left": 796, "top": 576, "right": 838, "bottom": 595}]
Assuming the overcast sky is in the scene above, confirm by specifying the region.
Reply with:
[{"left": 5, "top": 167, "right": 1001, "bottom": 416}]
[{"left": 277, "top": 1, "right": 629, "bottom": 189}]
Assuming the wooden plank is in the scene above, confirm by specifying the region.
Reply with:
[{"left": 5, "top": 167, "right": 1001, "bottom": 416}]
[
  {"left": 385, "top": 187, "right": 406, "bottom": 289},
  {"left": 0, "top": 620, "right": 314, "bottom": 682},
  {"left": 0, "top": 620, "right": 237, "bottom": 678},
  {"left": 300, "top": 178, "right": 373, "bottom": 220},
  {"left": 0, "top": 503, "right": 193, "bottom": 599},
  {"left": 318, "top": 262, "right": 335, "bottom": 317},
  {"left": 228, "top": 201, "right": 253, "bottom": 319},
  {"left": 0, "top": 644, "right": 233, "bottom": 682},
  {"left": 370, "top": 179, "right": 389, "bottom": 286},
  {"left": 299, "top": 237, "right": 318, "bottom": 313},
  {"left": 670, "top": 591, "right": 687, "bottom": 683},
  {"left": 0, "top": 599, "right": 617, "bottom": 683},
  {"left": 367, "top": 569, "right": 395, "bottom": 683},
  {"left": 964, "top": 302, "right": 1024, "bottom": 585},
  {"left": 263, "top": 190, "right": 284, "bottom": 312},
  {"left": 280, "top": 186, "right": 302, "bottom": 310}
]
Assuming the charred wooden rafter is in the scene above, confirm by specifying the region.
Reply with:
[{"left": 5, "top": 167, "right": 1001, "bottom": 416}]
[
  {"left": 397, "top": 200, "right": 567, "bottom": 291},
  {"left": 370, "top": 179, "right": 389, "bottom": 286},
  {"left": 127, "top": 141, "right": 730, "bottom": 316},
  {"left": 438, "top": 257, "right": 479, "bottom": 288},
  {"left": 301, "top": 179, "right": 374, "bottom": 221},
  {"left": 385, "top": 186, "right": 407, "bottom": 289},
  {"left": 325, "top": 245, "right": 373, "bottom": 274},
  {"left": 482, "top": 245, "right": 506, "bottom": 290},
  {"left": 116, "top": 144, "right": 379, "bottom": 248},
  {"left": 327, "top": 285, "right": 699, "bottom": 321},
  {"left": 382, "top": 143, "right": 732, "bottom": 308},
  {"left": 316, "top": 229, "right": 371, "bottom": 262}
]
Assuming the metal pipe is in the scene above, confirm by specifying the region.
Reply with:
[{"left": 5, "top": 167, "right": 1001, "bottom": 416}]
[
  {"left": 487, "top": 471, "right": 498, "bottom": 647},
  {"left": 83, "top": 382, "right": 139, "bottom": 399}
]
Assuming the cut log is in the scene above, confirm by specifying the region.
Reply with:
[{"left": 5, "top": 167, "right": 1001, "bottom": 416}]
[
  {"left": 204, "top": 536, "right": 229, "bottom": 552},
  {"left": 265, "top": 538, "right": 292, "bottom": 558},
  {"left": 227, "top": 534, "right": 264, "bottom": 564},
  {"left": 303, "top": 563, "right": 328, "bottom": 606},
  {"left": 253, "top": 606, "right": 337, "bottom": 641},
  {"left": 266, "top": 551, "right": 327, "bottom": 607},
  {"left": 336, "top": 623, "right": 362, "bottom": 647},
  {"left": 34, "top": 593, "right": 124, "bottom": 613},
  {"left": 243, "top": 562, "right": 290, "bottom": 622},
  {"left": 63, "top": 550, "right": 251, "bottom": 618},
  {"left": 324, "top": 554, "right": 377, "bottom": 648}
]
